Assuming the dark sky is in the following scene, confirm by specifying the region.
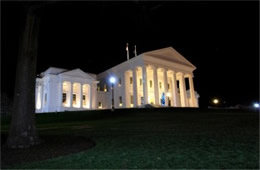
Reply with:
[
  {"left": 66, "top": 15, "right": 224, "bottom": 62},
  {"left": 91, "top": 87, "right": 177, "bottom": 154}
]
[{"left": 2, "top": 1, "right": 259, "bottom": 108}]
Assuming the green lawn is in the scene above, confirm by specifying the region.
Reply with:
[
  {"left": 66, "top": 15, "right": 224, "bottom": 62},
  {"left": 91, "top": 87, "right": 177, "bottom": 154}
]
[{"left": 1, "top": 108, "right": 259, "bottom": 169}]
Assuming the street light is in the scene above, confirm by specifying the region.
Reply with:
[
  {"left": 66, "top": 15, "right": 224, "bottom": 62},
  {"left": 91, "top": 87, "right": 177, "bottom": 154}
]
[
  {"left": 109, "top": 76, "right": 116, "bottom": 111},
  {"left": 213, "top": 98, "right": 219, "bottom": 104},
  {"left": 253, "top": 103, "right": 259, "bottom": 108}
]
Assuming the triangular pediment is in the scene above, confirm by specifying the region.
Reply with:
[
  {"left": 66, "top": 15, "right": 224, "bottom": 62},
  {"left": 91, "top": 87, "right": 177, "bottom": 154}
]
[
  {"left": 60, "top": 68, "right": 95, "bottom": 80},
  {"left": 142, "top": 47, "right": 196, "bottom": 69}
]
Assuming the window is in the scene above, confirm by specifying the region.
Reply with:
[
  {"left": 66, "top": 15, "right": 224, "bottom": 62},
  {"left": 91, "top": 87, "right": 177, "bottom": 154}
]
[
  {"left": 73, "top": 94, "right": 76, "bottom": 104},
  {"left": 82, "top": 95, "right": 86, "bottom": 105},
  {"left": 130, "top": 95, "right": 134, "bottom": 107},
  {"left": 62, "top": 81, "right": 71, "bottom": 107},
  {"left": 150, "top": 80, "right": 153, "bottom": 88},
  {"left": 97, "top": 85, "right": 100, "bottom": 91},
  {"left": 140, "top": 78, "right": 142, "bottom": 86},
  {"left": 159, "top": 82, "right": 162, "bottom": 89},
  {"left": 118, "top": 78, "right": 121, "bottom": 87},
  {"left": 130, "top": 77, "right": 133, "bottom": 85},
  {"left": 141, "top": 96, "right": 144, "bottom": 105},
  {"left": 98, "top": 102, "right": 102, "bottom": 109},
  {"left": 62, "top": 93, "right": 66, "bottom": 104},
  {"left": 119, "top": 96, "right": 123, "bottom": 106},
  {"left": 104, "top": 84, "right": 107, "bottom": 92},
  {"left": 168, "top": 83, "right": 170, "bottom": 89},
  {"left": 44, "top": 93, "right": 47, "bottom": 106}
]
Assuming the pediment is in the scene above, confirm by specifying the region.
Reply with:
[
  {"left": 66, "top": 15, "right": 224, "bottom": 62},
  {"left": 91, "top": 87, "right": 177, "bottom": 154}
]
[
  {"left": 142, "top": 47, "right": 196, "bottom": 69},
  {"left": 60, "top": 68, "right": 95, "bottom": 80}
]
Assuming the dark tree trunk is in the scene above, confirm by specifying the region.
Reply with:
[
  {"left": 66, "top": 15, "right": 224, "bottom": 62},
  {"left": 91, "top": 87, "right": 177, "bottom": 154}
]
[{"left": 6, "top": 7, "right": 41, "bottom": 149}]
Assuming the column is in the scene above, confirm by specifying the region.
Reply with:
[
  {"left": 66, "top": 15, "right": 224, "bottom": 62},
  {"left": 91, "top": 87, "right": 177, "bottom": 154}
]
[
  {"left": 171, "top": 71, "right": 179, "bottom": 107},
  {"left": 152, "top": 66, "right": 159, "bottom": 105},
  {"left": 188, "top": 75, "right": 197, "bottom": 107},
  {"left": 70, "top": 82, "right": 73, "bottom": 108},
  {"left": 133, "top": 68, "right": 138, "bottom": 107},
  {"left": 142, "top": 65, "right": 148, "bottom": 104},
  {"left": 79, "top": 83, "right": 82, "bottom": 108},
  {"left": 135, "top": 68, "right": 140, "bottom": 106},
  {"left": 59, "top": 81, "right": 63, "bottom": 110},
  {"left": 179, "top": 73, "right": 187, "bottom": 107},
  {"left": 89, "top": 83, "right": 93, "bottom": 109},
  {"left": 124, "top": 71, "right": 130, "bottom": 107},
  {"left": 163, "top": 69, "right": 169, "bottom": 106}
]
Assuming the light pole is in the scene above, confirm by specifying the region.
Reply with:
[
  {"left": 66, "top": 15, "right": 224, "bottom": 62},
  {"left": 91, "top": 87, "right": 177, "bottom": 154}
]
[{"left": 109, "top": 77, "right": 116, "bottom": 111}]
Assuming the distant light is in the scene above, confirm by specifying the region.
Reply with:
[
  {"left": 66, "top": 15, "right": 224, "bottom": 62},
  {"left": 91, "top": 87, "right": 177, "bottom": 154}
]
[
  {"left": 166, "top": 92, "right": 171, "bottom": 97},
  {"left": 109, "top": 77, "right": 116, "bottom": 84},
  {"left": 253, "top": 103, "right": 259, "bottom": 108},
  {"left": 213, "top": 99, "right": 219, "bottom": 104}
]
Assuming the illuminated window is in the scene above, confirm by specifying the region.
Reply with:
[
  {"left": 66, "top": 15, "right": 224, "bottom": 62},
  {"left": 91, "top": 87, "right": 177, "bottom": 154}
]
[
  {"left": 118, "top": 78, "right": 121, "bottom": 87},
  {"left": 62, "top": 93, "right": 66, "bottom": 104},
  {"left": 73, "top": 94, "right": 76, "bottom": 105},
  {"left": 130, "top": 77, "right": 133, "bottom": 85},
  {"left": 98, "top": 102, "right": 102, "bottom": 109},
  {"left": 82, "top": 95, "right": 86, "bottom": 105},
  {"left": 82, "top": 84, "right": 90, "bottom": 108},
  {"left": 119, "top": 96, "right": 123, "bottom": 106},
  {"left": 130, "top": 95, "right": 134, "bottom": 106},
  {"left": 159, "top": 82, "right": 162, "bottom": 89},
  {"left": 140, "top": 78, "right": 142, "bottom": 86},
  {"left": 104, "top": 84, "right": 107, "bottom": 92},
  {"left": 150, "top": 80, "right": 153, "bottom": 88},
  {"left": 62, "top": 81, "right": 71, "bottom": 107}
]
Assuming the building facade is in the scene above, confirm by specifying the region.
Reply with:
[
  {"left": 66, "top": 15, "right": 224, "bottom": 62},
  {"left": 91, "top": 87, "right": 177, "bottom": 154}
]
[{"left": 36, "top": 47, "right": 199, "bottom": 113}]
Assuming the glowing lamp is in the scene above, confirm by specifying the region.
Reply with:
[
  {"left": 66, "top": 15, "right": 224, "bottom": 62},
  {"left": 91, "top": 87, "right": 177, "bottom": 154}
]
[
  {"left": 109, "top": 77, "right": 116, "bottom": 84},
  {"left": 253, "top": 103, "right": 259, "bottom": 108},
  {"left": 213, "top": 99, "right": 219, "bottom": 104}
]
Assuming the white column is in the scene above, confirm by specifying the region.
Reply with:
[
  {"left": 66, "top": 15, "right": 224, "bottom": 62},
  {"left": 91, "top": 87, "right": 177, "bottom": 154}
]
[
  {"left": 124, "top": 71, "right": 130, "bottom": 107},
  {"left": 171, "top": 71, "right": 179, "bottom": 107},
  {"left": 89, "top": 82, "right": 94, "bottom": 109},
  {"left": 142, "top": 65, "right": 148, "bottom": 105},
  {"left": 163, "top": 69, "right": 169, "bottom": 106},
  {"left": 188, "top": 75, "right": 196, "bottom": 107},
  {"left": 136, "top": 68, "right": 140, "bottom": 106},
  {"left": 59, "top": 81, "right": 63, "bottom": 111},
  {"left": 179, "top": 73, "right": 187, "bottom": 107},
  {"left": 70, "top": 82, "right": 73, "bottom": 108},
  {"left": 79, "top": 83, "right": 82, "bottom": 108},
  {"left": 152, "top": 66, "right": 159, "bottom": 105},
  {"left": 133, "top": 68, "right": 138, "bottom": 107}
]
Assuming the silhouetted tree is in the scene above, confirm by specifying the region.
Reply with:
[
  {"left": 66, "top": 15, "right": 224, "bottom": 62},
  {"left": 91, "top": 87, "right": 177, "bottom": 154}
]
[{"left": 6, "top": 3, "right": 42, "bottom": 148}]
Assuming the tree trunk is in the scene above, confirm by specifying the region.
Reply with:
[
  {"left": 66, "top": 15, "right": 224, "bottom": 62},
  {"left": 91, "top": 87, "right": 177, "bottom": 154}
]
[{"left": 6, "top": 8, "right": 41, "bottom": 149}]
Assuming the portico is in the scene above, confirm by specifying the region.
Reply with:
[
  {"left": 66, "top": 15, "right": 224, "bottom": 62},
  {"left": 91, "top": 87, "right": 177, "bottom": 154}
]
[{"left": 123, "top": 64, "right": 197, "bottom": 108}]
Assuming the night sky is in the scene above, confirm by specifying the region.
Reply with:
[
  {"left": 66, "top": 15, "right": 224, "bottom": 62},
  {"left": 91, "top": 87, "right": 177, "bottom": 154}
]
[{"left": 2, "top": 1, "right": 259, "bottom": 108}]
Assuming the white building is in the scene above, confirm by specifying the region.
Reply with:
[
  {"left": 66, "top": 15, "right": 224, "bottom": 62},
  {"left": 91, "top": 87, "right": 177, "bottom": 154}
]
[{"left": 36, "top": 47, "right": 199, "bottom": 113}]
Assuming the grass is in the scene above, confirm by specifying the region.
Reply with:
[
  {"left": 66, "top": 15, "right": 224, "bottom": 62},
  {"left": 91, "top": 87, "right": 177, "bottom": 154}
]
[{"left": 1, "top": 108, "right": 259, "bottom": 169}]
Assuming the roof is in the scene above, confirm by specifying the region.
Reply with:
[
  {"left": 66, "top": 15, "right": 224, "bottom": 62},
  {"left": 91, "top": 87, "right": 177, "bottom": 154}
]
[
  {"left": 40, "top": 67, "right": 96, "bottom": 80},
  {"left": 142, "top": 47, "right": 196, "bottom": 69},
  {"left": 40, "top": 67, "right": 68, "bottom": 77}
]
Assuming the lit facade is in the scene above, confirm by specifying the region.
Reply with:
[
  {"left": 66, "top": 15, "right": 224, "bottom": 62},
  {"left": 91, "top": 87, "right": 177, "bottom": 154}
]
[{"left": 36, "top": 47, "right": 199, "bottom": 113}]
